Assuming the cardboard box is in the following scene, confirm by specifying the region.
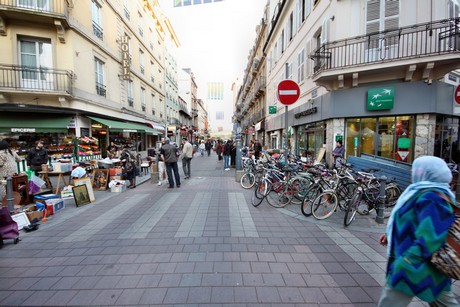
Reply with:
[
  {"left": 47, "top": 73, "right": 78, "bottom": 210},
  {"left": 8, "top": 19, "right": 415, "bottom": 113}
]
[
  {"left": 46, "top": 199, "right": 65, "bottom": 213},
  {"left": 25, "top": 205, "right": 44, "bottom": 223},
  {"left": 51, "top": 163, "right": 72, "bottom": 172},
  {"left": 34, "top": 194, "right": 59, "bottom": 206},
  {"left": 62, "top": 197, "right": 75, "bottom": 207},
  {"left": 110, "top": 175, "right": 123, "bottom": 181},
  {"left": 111, "top": 184, "right": 126, "bottom": 193}
]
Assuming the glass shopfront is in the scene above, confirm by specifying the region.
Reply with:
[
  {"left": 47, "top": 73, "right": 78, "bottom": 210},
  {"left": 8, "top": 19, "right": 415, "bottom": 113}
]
[
  {"left": 296, "top": 122, "right": 326, "bottom": 160},
  {"left": 346, "top": 116, "right": 415, "bottom": 163},
  {"left": 435, "top": 116, "right": 460, "bottom": 163}
]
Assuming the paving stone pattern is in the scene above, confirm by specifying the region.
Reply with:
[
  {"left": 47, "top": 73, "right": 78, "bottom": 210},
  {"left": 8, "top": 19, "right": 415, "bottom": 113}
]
[{"left": 0, "top": 154, "right": 458, "bottom": 306}]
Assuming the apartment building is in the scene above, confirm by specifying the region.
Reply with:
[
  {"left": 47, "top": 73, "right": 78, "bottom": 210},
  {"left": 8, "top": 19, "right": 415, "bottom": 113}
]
[
  {"left": 235, "top": 0, "right": 460, "bottom": 167},
  {"left": 0, "top": 0, "right": 179, "bottom": 159}
]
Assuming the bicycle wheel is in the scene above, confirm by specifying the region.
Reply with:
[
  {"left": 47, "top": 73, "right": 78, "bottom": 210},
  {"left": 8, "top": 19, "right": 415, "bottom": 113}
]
[
  {"left": 290, "top": 177, "right": 313, "bottom": 205},
  {"left": 240, "top": 172, "right": 256, "bottom": 189},
  {"left": 383, "top": 184, "right": 401, "bottom": 218},
  {"left": 251, "top": 179, "right": 267, "bottom": 207},
  {"left": 344, "top": 192, "right": 361, "bottom": 226},
  {"left": 300, "top": 184, "right": 322, "bottom": 217},
  {"left": 266, "top": 181, "right": 292, "bottom": 208},
  {"left": 311, "top": 191, "right": 338, "bottom": 220}
]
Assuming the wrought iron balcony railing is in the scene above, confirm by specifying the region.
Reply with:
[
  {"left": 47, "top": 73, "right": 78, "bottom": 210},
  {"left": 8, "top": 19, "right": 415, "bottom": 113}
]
[
  {"left": 0, "top": 64, "right": 72, "bottom": 94},
  {"left": 311, "top": 18, "right": 460, "bottom": 74},
  {"left": 92, "top": 22, "right": 103, "bottom": 40},
  {"left": 0, "top": 0, "right": 69, "bottom": 17},
  {"left": 96, "top": 82, "right": 106, "bottom": 97}
]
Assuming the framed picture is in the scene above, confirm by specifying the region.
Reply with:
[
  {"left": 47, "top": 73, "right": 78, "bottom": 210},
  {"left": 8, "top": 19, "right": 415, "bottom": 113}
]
[
  {"left": 72, "top": 184, "right": 91, "bottom": 207},
  {"left": 73, "top": 177, "right": 95, "bottom": 202},
  {"left": 12, "top": 212, "right": 29, "bottom": 230},
  {"left": 91, "top": 169, "right": 109, "bottom": 191}
]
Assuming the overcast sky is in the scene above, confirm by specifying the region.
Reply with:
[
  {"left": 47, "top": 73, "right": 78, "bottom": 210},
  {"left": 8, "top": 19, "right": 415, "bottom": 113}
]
[{"left": 158, "top": 0, "right": 267, "bottom": 99}]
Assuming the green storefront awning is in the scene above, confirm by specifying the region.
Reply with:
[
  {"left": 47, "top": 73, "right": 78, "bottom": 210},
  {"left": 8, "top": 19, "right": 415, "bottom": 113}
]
[
  {"left": 0, "top": 114, "right": 74, "bottom": 133},
  {"left": 88, "top": 116, "right": 159, "bottom": 135}
]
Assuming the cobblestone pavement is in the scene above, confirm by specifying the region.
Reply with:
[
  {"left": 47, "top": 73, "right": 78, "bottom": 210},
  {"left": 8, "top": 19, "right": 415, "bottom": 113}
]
[{"left": 0, "top": 154, "right": 458, "bottom": 306}]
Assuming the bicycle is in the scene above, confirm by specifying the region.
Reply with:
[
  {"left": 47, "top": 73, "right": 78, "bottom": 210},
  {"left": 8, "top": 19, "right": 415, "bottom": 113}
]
[
  {"left": 344, "top": 175, "right": 401, "bottom": 226},
  {"left": 311, "top": 164, "right": 358, "bottom": 220}
]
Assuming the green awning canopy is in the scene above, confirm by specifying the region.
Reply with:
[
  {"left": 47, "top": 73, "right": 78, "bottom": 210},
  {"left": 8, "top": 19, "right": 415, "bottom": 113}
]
[
  {"left": 88, "top": 116, "right": 159, "bottom": 135},
  {"left": 0, "top": 114, "right": 74, "bottom": 133}
]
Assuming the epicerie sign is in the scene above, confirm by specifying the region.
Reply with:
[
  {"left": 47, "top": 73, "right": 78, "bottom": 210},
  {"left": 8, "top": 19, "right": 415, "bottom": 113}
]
[{"left": 11, "top": 128, "right": 35, "bottom": 132}]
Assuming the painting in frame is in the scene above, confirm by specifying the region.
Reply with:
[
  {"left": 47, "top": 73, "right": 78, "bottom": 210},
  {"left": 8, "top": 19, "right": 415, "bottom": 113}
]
[
  {"left": 72, "top": 184, "right": 91, "bottom": 207},
  {"left": 91, "top": 169, "right": 109, "bottom": 191},
  {"left": 73, "top": 177, "right": 95, "bottom": 202}
]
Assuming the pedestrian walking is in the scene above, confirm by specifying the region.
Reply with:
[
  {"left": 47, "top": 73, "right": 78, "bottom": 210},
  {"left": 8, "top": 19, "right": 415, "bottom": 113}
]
[
  {"left": 332, "top": 140, "right": 345, "bottom": 168},
  {"left": 223, "top": 140, "right": 232, "bottom": 171},
  {"left": 215, "top": 140, "right": 222, "bottom": 161},
  {"left": 26, "top": 140, "right": 48, "bottom": 175},
  {"left": 205, "top": 140, "right": 212, "bottom": 156},
  {"left": 0, "top": 140, "right": 21, "bottom": 198},
  {"left": 377, "top": 156, "right": 459, "bottom": 307},
  {"left": 181, "top": 138, "right": 193, "bottom": 179},
  {"left": 161, "top": 138, "right": 181, "bottom": 188},
  {"left": 157, "top": 138, "right": 167, "bottom": 186},
  {"left": 199, "top": 141, "right": 206, "bottom": 156}
]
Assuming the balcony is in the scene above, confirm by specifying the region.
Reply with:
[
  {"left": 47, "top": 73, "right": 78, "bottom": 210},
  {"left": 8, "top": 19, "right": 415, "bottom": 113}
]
[
  {"left": 311, "top": 18, "right": 460, "bottom": 90},
  {"left": 92, "top": 22, "right": 103, "bottom": 40},
  {"left": 254, "top": 77, "right": 266, "bottom": 97},
  {"left": 0, "top": 0, "right": 70, "bottom": 26},
  {"left": 95, "top": 82, "right": 106, "bottom": 97},
  {"left": 0, "top": 64, "right": 72, "bottom": 94}
]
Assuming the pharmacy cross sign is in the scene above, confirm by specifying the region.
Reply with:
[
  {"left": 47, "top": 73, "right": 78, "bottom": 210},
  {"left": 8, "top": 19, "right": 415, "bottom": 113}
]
[{"left": 277, "top": 80, "right": 300, "bottom": 105}]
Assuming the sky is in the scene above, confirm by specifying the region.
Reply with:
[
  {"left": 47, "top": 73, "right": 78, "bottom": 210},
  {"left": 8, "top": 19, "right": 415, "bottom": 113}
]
[{"left": 158, "top": 0, "right": 267, "bottom": 99}]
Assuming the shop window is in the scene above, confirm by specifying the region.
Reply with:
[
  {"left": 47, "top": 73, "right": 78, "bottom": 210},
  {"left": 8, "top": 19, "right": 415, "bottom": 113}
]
[
  {"left": 346, "top": 116, "right": 414, "bottom": 163},
  {"left": 435, "top": 116, "right": 460, "bottom": 163}
]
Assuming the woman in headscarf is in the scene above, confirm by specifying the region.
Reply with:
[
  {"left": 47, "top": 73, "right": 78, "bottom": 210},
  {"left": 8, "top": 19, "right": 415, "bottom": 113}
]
[
  {"left": 0, "top": 140, "right": 21, "bottom": 198},
  {"left": 378, "top": 156, "right": 458, "bottom": 306}
]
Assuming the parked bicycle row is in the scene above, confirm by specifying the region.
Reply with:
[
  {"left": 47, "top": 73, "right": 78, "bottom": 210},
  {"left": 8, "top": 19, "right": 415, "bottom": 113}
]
[{"left": 239, "top": 154, "right": 402, "bottom": 227}]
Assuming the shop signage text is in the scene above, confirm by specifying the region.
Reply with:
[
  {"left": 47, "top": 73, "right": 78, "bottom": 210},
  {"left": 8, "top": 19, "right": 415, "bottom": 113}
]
[
  {"left": 294, "top": 107, "right": 317, "bottom": 119},
  {"left": 367, "top": 87, "right": 394, "bottom": 111},
  {"left": 11, "top": 128, "right": 35, "bottom": 132},
  {"left": 121, "top": 35, "right": 130, "bottom": 80},
  {"left": 269, "top": 106, "right": 277, "bottom": 114},
  {"left": 123, "top": 129, "right": 137, "bottom": 133}
]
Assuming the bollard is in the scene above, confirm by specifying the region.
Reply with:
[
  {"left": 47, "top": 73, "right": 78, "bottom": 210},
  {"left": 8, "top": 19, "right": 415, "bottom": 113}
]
[
  {"left": 236, "top": 137, "right": 242, "bottom": 171},
  {"left": 6, "top": 176, "right": 14, "bottom": 213},
  {"left": 376, "top": 175, "right": 387, "bottom": 224}
]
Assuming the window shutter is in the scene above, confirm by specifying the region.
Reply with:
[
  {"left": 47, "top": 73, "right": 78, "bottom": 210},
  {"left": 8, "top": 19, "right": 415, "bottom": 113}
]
[
  {"left": 305, "top": 40, "right": 312, "bottom": 77},
  {"left": 384, "top": 0, "right": 399, "bottom": 31},
  {"left": 320, "top": 18, "right": 328, "bottom": 45}
]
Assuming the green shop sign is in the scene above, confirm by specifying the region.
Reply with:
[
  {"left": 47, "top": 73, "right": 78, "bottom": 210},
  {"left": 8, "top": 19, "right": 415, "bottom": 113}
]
[
  {"left": 269, "top": 106, "right": 277, "bottom": 114},
  {"left": 367, "top": 87, "right": 394, "bottom": 111}
]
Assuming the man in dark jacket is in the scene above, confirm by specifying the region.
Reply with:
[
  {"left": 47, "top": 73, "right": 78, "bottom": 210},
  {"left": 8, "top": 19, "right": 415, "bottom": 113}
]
[
  {"left": 26, "top": 141, "right": 49, "bottom": 175},
  {"left": 160, "top": 138, "right": 181, "bottom": 188},
  {"left": 205, "top": 140, "right": 212, "bottom": 157},
  {"left": 254, "top": 140, "right": 262, "bottom": 160}
]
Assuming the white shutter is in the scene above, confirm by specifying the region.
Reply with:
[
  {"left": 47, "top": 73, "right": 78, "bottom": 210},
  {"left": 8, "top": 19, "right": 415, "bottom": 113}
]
[
  {"left": 320, "top": 18, "right": 328, "bottom": 45},
  {"left": 305, "top": 40, "right": 312, "bottom": 77}
]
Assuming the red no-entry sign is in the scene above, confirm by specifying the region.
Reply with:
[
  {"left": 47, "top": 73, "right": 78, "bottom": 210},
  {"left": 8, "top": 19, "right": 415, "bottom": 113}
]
[
  {"left": 455, "top": 84, "right": 460, "bottom": 105},
  {"left": 277, "top": 80, "right": 300, "bottom": 105}
]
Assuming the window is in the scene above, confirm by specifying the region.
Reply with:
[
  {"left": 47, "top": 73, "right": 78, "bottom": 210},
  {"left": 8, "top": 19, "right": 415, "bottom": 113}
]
[
  {"left": 123, "top": 0, "right": 130, "bottom": 19},
  {"left": 91, "top": 0, "right": 103, "bottom": 40},
  {"left": 127, "top": 80, "right": 133, "bottom": 106},
  {"left": 94, "top": 58, "right": 105, "bottom": 97},
  {"left": 150, "top": 61, "right": 155, "bottom": 83},
  {"left": 18, "top": 0, "right": 50, "bottom": 10},
  {"left": 19, "top": 38, "right": 52, "bottom": 81},
  {"left": 286, "top": 62, "right": 293, "bottom": 80},
  {"left": 151, "top": 93, "right": 155, "bottom": 111},
  {"left": 345, "top": 116, "right": 415, "bottom": 163},
  {"left": 448, "top": 0, "right": 460, "bottom": 18},
  {"left": 141, "top": 87, "right": 146, "bottom": 111},
  {"left": 139, "top": 49, "right": 145, "bottom": 74},
  {"left": 138, "top": 12, "right": 143, "bottom": 37},
  {"left": 216, "top": 111, "right": 224, "bottom": 120},
  {"left": 289, "top": 12, "right": 294, "bottom": 41},
  {"left": 297, "top": 48, "right": 305, "bottom": 82},
  {"left": 365, "top": 0, "right": 399, "bottom": 60}
]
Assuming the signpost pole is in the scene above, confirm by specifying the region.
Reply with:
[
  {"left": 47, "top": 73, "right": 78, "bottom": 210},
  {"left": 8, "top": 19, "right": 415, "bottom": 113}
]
[{"left": 284, "top": 64, "right": 289, "bottom": 167}]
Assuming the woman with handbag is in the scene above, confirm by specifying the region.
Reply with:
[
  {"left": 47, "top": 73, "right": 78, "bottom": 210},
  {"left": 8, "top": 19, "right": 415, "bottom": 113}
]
[
  {"left": 0, "top": 140, "right": 21, "bottom": 199},
  {"left": 378, "top": 156, "right": 459, "bottom": 306},
  {"left": 121, "top": 146, "right": 136, "bottom": 189}
]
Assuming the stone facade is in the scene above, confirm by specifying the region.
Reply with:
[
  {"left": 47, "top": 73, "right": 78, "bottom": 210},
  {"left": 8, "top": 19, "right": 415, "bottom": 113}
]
[{"left": 415, "top": 114, "right": 436, "bottom": 158}]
